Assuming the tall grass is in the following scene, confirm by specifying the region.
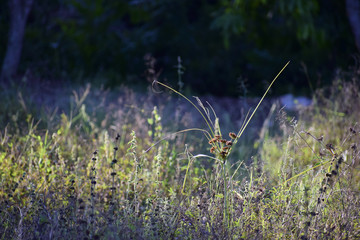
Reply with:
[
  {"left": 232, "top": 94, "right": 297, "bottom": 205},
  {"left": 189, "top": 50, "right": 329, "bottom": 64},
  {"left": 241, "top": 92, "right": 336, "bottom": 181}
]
[
  {"left": 152, "top": 61, "right": 290, "bottom": 231},
  {"left": 0, "top": 67, "right": 359, "bottom": 239}
]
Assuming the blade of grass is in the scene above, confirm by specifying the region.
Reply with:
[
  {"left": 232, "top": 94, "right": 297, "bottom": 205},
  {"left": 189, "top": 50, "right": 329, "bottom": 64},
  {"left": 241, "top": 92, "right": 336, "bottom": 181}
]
[
  {"left": 145, "top": 128, "right": 212, "bottom": 153},
  {"left": 152, "top": 80, "right": 215, "bottom": 137},
  {"left": 234, "top": 61, "right": 290, "bottom": 145}
]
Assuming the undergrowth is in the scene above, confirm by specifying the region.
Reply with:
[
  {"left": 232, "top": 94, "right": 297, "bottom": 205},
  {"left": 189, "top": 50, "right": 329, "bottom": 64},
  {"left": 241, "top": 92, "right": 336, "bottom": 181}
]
[{"left": 0, "top": 67, "right": 359, "bottom": 239}]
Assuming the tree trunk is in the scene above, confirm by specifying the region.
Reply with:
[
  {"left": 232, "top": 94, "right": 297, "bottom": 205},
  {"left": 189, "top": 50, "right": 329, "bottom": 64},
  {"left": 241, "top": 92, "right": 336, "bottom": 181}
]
[
  {"left": 346, "top": 0, "right": 360, "bottom": 52},
  {"left": 0, "top": 0, "right": 34, "bottom": 82}
]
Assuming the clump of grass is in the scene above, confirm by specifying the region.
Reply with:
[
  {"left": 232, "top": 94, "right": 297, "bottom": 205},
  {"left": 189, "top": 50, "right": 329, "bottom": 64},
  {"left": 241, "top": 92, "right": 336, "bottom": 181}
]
[
  {"left": 260, "top": 73, "right": 360, "bottom": 239},
  {"left": 153, "top": 61, "right": 290, "bottom": 228}
]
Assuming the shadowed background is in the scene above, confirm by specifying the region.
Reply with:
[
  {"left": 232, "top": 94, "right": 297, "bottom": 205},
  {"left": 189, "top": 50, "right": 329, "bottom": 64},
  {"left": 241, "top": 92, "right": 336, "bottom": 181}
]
[{"left": 0, "top": 0, "right": 359, "bottom": 97}]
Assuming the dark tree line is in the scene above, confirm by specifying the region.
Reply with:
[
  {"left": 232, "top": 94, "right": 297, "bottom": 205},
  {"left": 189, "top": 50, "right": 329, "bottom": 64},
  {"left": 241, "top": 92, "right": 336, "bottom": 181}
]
[
  {"left": 1, "top": 0, "right": 33, "bottom": 81},
  {"left": 1, "top": 0, "right": 359, "bottom": 96},
  {"left": 346, "top": 0, "right": 360, "bottom": 52}
]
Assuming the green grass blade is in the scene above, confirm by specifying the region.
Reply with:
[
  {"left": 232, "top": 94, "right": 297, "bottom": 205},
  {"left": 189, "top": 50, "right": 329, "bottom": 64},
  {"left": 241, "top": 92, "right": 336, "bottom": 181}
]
[
  {"left": 153, "top": 80, "right": 215, "bottom": 136},
  {"left": 234, "top": 61, "right": 290, "bottom": 144}
]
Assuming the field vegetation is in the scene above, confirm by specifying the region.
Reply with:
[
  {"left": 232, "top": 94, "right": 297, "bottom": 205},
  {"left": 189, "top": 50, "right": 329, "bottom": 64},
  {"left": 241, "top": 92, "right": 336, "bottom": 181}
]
[{"left": 0, "top": 65, "right": 360, "bottom": 239}]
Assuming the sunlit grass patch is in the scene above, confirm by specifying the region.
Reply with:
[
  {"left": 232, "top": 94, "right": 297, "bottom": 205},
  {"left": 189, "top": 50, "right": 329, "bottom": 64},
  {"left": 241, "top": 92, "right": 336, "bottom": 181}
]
[{"left": 0, "top": 67, "right": 359, "bottom": 239}]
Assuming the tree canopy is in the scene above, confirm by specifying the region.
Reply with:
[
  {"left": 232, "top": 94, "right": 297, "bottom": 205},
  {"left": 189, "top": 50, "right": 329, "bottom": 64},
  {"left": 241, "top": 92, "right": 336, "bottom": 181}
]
[{"left": 0, "top": 0, "right": 358, "bottom": 96}]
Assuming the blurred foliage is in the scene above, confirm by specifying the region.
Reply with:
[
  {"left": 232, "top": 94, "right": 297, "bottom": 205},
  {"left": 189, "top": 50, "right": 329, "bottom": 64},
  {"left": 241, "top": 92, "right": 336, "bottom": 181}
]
[
  {"left": 0, "top": 0, "right": 357, "bottom": 96},
  {"left": 261, "top": 70, "right": 360, "bottom": 185}
]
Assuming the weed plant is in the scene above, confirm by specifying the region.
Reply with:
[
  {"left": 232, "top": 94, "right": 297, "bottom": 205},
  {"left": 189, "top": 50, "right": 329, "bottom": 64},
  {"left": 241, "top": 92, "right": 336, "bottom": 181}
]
[{"left": 0, "top": 66, "right": 359, "bottom": 239}]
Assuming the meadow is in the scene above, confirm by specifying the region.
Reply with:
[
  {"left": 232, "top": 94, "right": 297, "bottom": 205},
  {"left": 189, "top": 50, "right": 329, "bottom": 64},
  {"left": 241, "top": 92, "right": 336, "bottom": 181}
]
[{"left": 0, "top": 66, "right": 359, "bottom": 239}]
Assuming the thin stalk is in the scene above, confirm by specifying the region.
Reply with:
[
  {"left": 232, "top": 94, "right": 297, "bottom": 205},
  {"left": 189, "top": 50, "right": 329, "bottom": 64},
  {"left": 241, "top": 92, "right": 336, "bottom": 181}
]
[
  {"left": 153, "top": 80, "right": 215, "bottom": 137},
  {"left": 222, "top": 161, "right": 228, "bottom": 229},
  {"left": 282, "top": 158, "right": 333, "bottom": 186},
  {"left": 182, "top": 145, "right": 193, "bottom": 194},
  {"left": 182, "top": 157, "right": 192, "bottom": 194},
  {"left": 233, "top": 61, "right": 290, "bottom": 147},
  {"left": 145, "top": 128, "right": 212, "bottom": 153}
]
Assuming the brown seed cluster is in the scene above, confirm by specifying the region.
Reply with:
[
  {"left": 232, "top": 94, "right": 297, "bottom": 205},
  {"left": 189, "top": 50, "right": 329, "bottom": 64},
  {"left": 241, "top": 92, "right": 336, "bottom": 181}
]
[
  {"left": 229, "top": 132, "right": 237, "bottom": 139},
  {"left": 208, "top": 132, "right": 237, "bottom": 159}
]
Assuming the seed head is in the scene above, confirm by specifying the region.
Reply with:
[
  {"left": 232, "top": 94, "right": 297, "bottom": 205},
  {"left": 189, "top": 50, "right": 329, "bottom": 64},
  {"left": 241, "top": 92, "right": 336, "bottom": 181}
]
[
  {"left": 349, "top": 127, "right": 356, "bottom": 134},
  {"left": 326, "top": 143, "right": 335, "bottom": 151},
  {"left": 229, "top": 132, "right": 237, "bottom": 139},
  {"left": 220, "top": 151, "right": 227, "bottom": 159},
  {"left": 326, "top": 143, "right": 335, "bottom": 155},
  {"left": 208, "top": 138, "right": 216, "bottom": 144}
]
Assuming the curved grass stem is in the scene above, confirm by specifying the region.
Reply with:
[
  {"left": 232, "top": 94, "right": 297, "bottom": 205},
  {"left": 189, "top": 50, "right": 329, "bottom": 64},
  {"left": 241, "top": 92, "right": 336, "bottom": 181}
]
[{"left": 152, "top": 80, "right": 215, "bottom": 137}]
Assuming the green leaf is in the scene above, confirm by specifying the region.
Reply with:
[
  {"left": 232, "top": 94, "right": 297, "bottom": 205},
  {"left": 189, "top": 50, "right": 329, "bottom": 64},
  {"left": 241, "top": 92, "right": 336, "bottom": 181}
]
[{"left": 215, "top": 194, "right": 224, "bottom": 198}]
